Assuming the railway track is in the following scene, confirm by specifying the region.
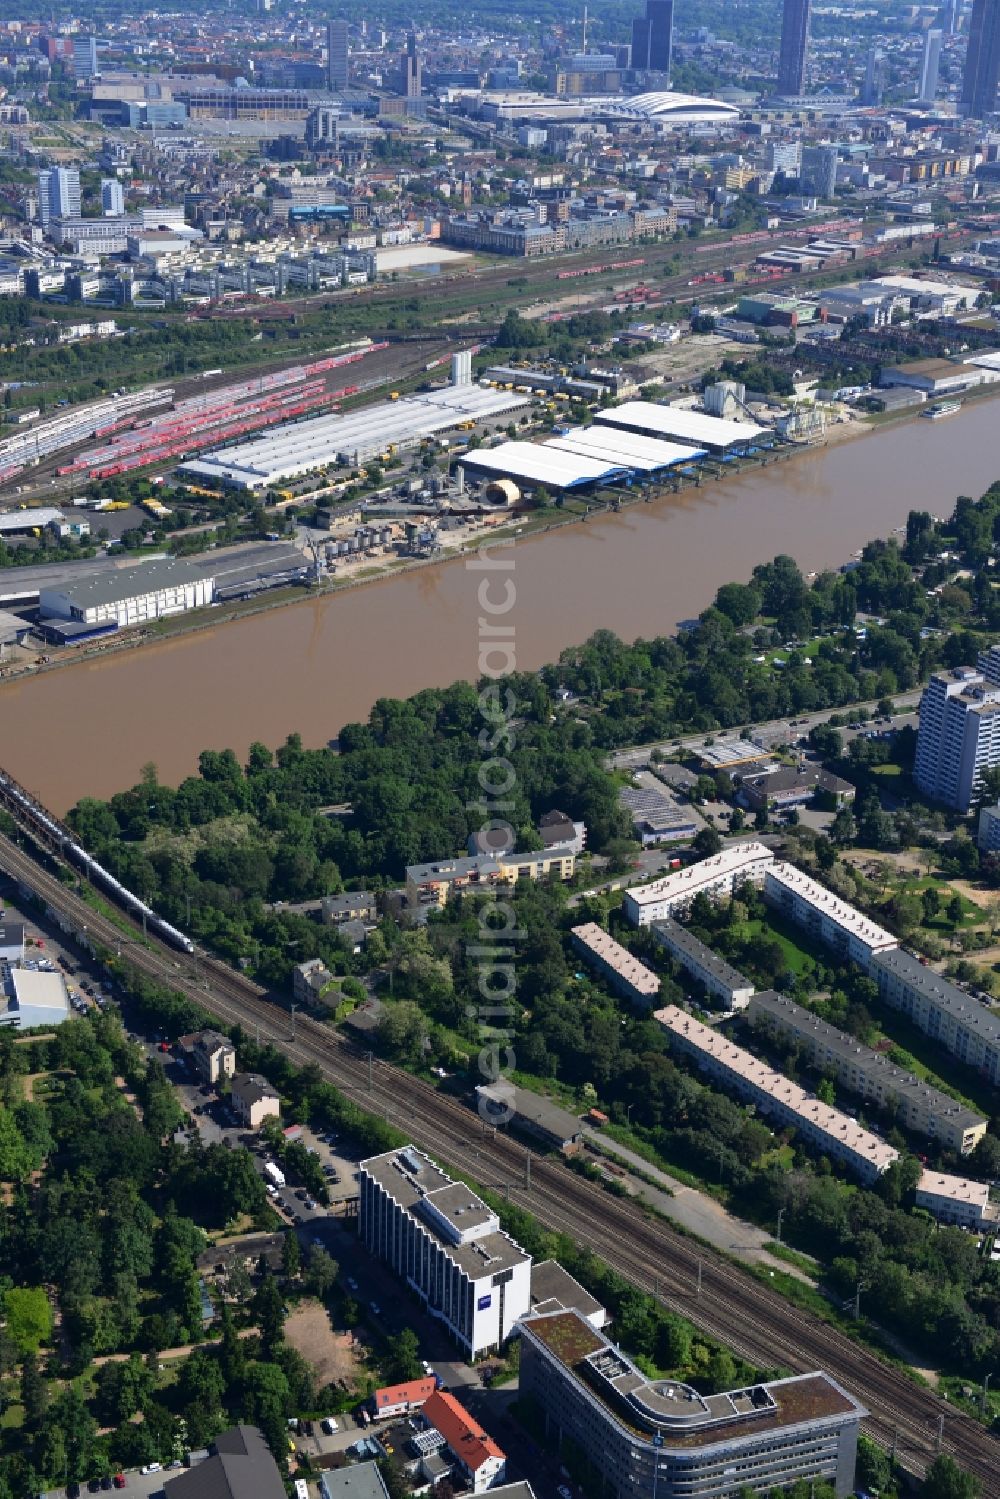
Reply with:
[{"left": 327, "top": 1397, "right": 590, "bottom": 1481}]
[{"left": 1, "top": 826, "right": 997, "bottom": 1492}]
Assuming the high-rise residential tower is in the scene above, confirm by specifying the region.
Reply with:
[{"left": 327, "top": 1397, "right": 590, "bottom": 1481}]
[
  {"left": 100, "top": 177, "right": 124, "bottom": 216},
  {"left": 963, "top": 0, "right": 1000, "bottom": 115},
  {"left": 326, "top": 19, "right": 348, "bottom": 92},
  {"left": 777, "top": 0, "right": 811, "bottom": 95},
  {"left": 914, "top": 665, "right": 1000, "bottom": 811},
  {"left": 37, "top": 167, "right": 81, "bottom": 226}
]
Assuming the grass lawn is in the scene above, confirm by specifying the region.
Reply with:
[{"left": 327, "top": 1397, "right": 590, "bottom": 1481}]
[
  {"left": 742, "top": 912, "right": 822, "bottom": 977},
  {"left": 902, "top": 876, "right": 983, "bottom": 928},
  {"left": 870, "top": 1004, "right": 997, "bottom": 1118}
]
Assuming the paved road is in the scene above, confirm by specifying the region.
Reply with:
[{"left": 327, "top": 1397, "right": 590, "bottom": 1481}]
[
  {"left": 583, "top": 1131, "right": 816, "bottom": 1283},
  {"left": 0, "top": 539, "right": 307, "bottom": 607},
  {"left": 608, "top": 691, "right": 923, "bottom": 770}
]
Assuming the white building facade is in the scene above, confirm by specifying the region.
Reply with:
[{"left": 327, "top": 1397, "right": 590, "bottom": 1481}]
[
  {"left": 40, "top": 560, "right": 215, "bottom": 629},
  {"left": 359, "top": 1146, "right": 531, "bottom": 1359},
  {"left": 623, "top": 842, "right": 774, "bottom": 925}
]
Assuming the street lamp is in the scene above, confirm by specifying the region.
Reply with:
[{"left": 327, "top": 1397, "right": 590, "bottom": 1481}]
[
  {"left": 983, "top": 1371, "right": 995, "bottom": 1417},
  {"left": 625, "top": 1103, "right": 635, "bottom": 1128},
  {"left": 776, "top": 1207, "right": 785, "bottom": 1245}
]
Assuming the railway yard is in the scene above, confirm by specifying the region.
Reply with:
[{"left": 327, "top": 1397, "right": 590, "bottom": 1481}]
[
  {"left": 0, "top": 777, "right": 997, "bottom": 1495},
  {"left": 0, "top": 216, "right": 983, "bottom": 508}
]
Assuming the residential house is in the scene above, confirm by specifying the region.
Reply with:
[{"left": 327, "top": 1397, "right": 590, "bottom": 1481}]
[
  {"left": 419, "top": 1390, "right": 507, "bottom": 1493},
  {"left": 230, "top": 1073, "right": 280, "bottom": 1130}
]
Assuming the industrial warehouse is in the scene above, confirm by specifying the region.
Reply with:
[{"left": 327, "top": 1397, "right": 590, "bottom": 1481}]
[
  {"left": 462, "top": 427, "right": 706, "bottom": 490},
  {"left": 593, "top": 401, "right": 766, "bottom": 453},
  {"left": 180, "top": 384, "right": 532, "bottom": 491}
]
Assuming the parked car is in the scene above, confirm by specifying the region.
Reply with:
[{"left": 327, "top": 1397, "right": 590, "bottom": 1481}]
[
  {"left": 321, "top": 1417, "right": 339, "bottom": 1434},
  {"left": 141, "top": 1465, "right": 161, "bottom": 1476}
]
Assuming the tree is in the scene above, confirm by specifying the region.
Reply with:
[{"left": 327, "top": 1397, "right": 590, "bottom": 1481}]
[
  {"left": 922, "top": 886, "right": 941, "bottom": 925},
  {"left": 281, "top": 1231, "right": 300, "bottom": 1280},
  {"left": 252, "top": 1274, "right": 285, "bottom": 1359},
  {"left": 816, "top": 1077, "right": 835, "bottom": 1106},
  {"left": 693, "top": 825, "right": 723, "bottom": 858},
  {"left": 947, "top": 894, "right": 964, "bottom": 927},
  {"left": 922, "top": 1454, "right": 979, "bottom": 1499},
  {"left": 305, "top": 1246, "right": 339, "bottom": 1299},
  {"left": 386, "top": 1327, "right": 422, "bottom": 1383},
  {"left": 4, "top": 1288, "right": 53, "bottom": 1356}
]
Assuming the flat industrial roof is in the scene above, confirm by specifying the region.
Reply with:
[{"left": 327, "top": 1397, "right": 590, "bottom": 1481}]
[
  {"left": 462, "top": 441, "right": 626, "bottom": 490},
  {"left": 595, "top": 401, "right": 764, "bottom": 449},
  {"left": 0, "top": 508, "right": 65, "bottom": 532},
  {"left": 544, "top": 427, "right": 705, "bottom": 473},
  {"left": 39, "top": 557, "right": 209, "bottom": 610},
  {"left": 182, "top": 385, "right": 530, "bottom": 489},
  {"left": 8, "top": 968, "right": 70, "bottom": 1014}
]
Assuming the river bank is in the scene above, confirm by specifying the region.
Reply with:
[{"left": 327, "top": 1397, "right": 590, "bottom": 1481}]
[{"left": 2, "top": 393, "right": 999, "bottom": 813}]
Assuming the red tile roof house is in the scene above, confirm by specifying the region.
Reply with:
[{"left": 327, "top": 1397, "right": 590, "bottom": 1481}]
[
  {"left": 421, "top": 1390, "right": 507, "bottom": 1492},
  {"left": 370, "top": 1376, "right": 437, "bottom": 1420}
]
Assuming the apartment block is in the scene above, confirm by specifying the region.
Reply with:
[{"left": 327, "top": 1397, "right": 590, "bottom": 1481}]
[
  {"left": 747, "top": 990, "right": 987, "bottom": 1153},
  {"left": 762, "top": 863, "right": 898, "bottom": 970},
  {"left": 570, "top": 923, "right": 661, "bottom": 1007},
  {"left": 519, "top": 1309, "right": 866, "bottom": 1499},
  {"left": 623, "top": 843, "right": 774, "bottom": 926},
  {"left": 915, "top": 1170, "right": 999, "bottom": 1232},
  {"left": 358, "top": 1145, "right": 531, "bottom": 1359},
  {"left": 406, "top": 850, "right": 575, "bottom": 909},
  {"left": 870, "top": 948, "right": 1000, "bottom": 1085},
  {"left": 651, "top": 917, "right": 755, "bottom": 1011},
  {"left": 914, "top": 666, "right": 1000, "bottom": 812},
  {"left": 655, "top": 1006, "right": 898, "bottom": 1183}
]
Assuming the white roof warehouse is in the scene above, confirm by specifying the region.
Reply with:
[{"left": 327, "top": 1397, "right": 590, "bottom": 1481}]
[
  {"left": 181, "top": 386, "right": 530, "bottom": 491},
  {"left": 39, "top": 558, "right": 215, "bottom": 628}
]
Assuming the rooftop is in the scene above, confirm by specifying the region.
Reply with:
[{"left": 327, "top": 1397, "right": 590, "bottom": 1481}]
[
  {"left": 917, "top": 1169, "right": 993, "bottom": 1209},
  {"left": 652, "top": 916, "right": 753, "bottom": 992},
  {"left": 748, "top": 990, "right": 985, "bottom": 1130},
  {"left": 360, "top": 1146, "right": 530, "bottom": 1280},
  {"left": 765, "top": 862, "right": 898, "bottom": 951},
  {"left": 571, "top": 923, "right": 661, "bottom": 998},
  {"left": 40, "top": 557, "right": 209, "bottom": 610},
  {"left": 595, "top": 401, "right": 763, "bottom": 450},
  {"left": 655, "top": 1005, "right": 899, "bottom": 1173},
  {"left": 872, "top": 949, "right": 1000, "bottom": 1047},
  {"left": 422, "top": 1389, "right": 505, "bottom": 1473},
  {"left": 476, "top": 1081, "right": 584, "bottom": 1144},
  {"left": 625, "top": 842, "right": 774, "bottom": 914},
  {"left": 522, "top": 1310, "right": 864, "bottom": 1449}
]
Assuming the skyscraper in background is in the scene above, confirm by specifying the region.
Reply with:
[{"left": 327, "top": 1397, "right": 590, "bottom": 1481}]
[
  {"left": 943, "top": 0, "right": 960, "bottom": 35},
  {"left": 37, "top": 167, "right": 81, "bottom": 225},
  {"left": 630, "top": 0, "right": 673, "bottom": 73},
  {"left": 100, "top": 177, "right": 124, "bottom": 216},
  {"left": 326, "top": 19, "right": 348, "bottom": 92},
  {"left": 963, "top": 0, "right": 1000, "bottom": 115},
  {"left": 861, "top": 46, "right": 885, "bottom": 103},
  {"left": 71, "top": 34, "right": 99, "bottom": 78},
  {"left": 777, "top": 0, "right": 811, "bottom": 95},
  {"left": 919, "top": 28, "right": 943, "bottom": 102},
  {"left": 399, "top": 32, "right": 421, "bottom": 97}
]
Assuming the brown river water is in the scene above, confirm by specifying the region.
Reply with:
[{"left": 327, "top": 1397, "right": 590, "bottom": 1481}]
[{"left": 1, "top": 399, "right": 998, "bottom": 813}]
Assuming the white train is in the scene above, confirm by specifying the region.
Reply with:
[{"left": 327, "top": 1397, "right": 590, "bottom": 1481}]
[{"left": 0, "top": 772, "right": 195, "bottom": 954}]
